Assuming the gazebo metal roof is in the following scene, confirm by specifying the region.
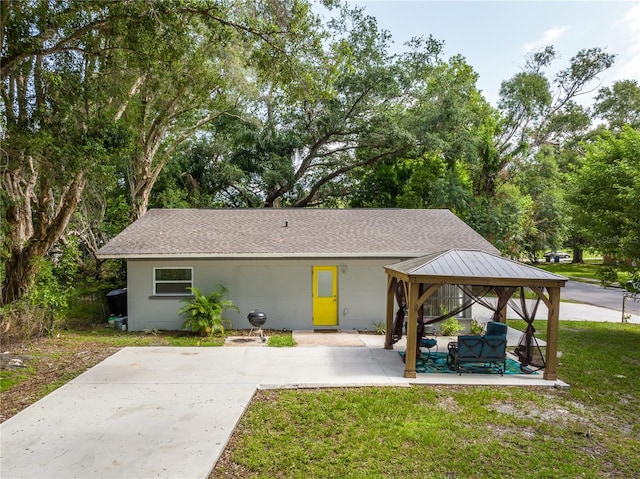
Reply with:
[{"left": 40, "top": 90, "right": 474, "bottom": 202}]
[{"left": 385, "top": 250, "right": 567, "bottom": 287}]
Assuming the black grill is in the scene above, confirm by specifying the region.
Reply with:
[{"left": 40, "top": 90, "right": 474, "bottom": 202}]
[{"left": 247, "top": 310, "right": 267, "bottom": 342}]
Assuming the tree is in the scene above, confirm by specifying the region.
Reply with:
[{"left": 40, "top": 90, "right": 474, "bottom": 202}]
[
  {"left": 593, "top": 79, "right": 640, "bottom": 130},
  {"left": 1, "top": 1, "right": 134, "bottom": 305},
  {"left": 485, "top": 46, "right": 615, "bottom": 198},
  {"left": 349, "top": 40, "right": 492, "bottom": 214},
  {"left": 181, "top": 5, "right": 416, "bottom": 208},
  {"left": 567, "top": 126, "right": 640, "bottom": 275},
  {"left": 118, "top": 0, "right": 326, "bottom": 219},
  {"left": 513, "top": 147, "right": 567, "bottom": 261},
  {"left": 0, "top": 0, "right": 326, "bottom": 305}
]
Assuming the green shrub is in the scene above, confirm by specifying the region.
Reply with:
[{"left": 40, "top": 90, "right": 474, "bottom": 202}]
[
  {"left": 470, "top": 319, "right": 485, "bottom": 335},
  {"left": 178, "top": 285, "right": 238, "bottom": 336},
  {"left": 0, "top": 299, "right": 57, "bottom": 343},
  {"left": 440, "top": 316, "right": 464, "bottom": 336},
  {"left": 371, "top": 320, "right": 386, "bottom": 335}
]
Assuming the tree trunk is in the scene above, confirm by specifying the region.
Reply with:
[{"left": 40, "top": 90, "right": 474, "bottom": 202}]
[
  {"left": 130, "top": 184, "right": 152, "bottom": 221},
  {"left": 1, "top": 170, "right": 86, "bottom": 306},
  {"left": 1, "top": 241, "right": 47, "bottom": 305},
  {"left": 571, "top": 246, "right": 583, "bottom": 264},
  {"left": 129, "top": 152, "right": 162, "bottom": 221}
]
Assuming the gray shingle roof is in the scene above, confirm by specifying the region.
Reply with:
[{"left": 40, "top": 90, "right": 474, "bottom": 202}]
[
  {"left": 385, "top": 249, "right": 567, "bottom": 284},
  {"left": 96, "top": 208, "right": 500, "bottom": 259}
]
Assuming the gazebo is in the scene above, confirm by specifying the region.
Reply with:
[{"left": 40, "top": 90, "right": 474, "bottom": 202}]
[{"left": 383, "top": 250, "right": 567, "bottom": 380}]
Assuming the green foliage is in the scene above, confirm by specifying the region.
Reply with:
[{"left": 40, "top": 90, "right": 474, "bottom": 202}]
[
  {"left": 597, "top": 266, "right": 620, "bottom": 288},
  {"left": 470, "top": 319, "right": 485, "bottom": 335},
  {"left": 594, "top": 79, "right": 640, "bottom": 129},
  {"left": 568, "top": 126, "right": 640, "bottom": 276},
  {"left": 178, "top": 286, "right": 238, "bottom": 336},
  {"left": 514, "top": 147, "right": 568, "bottom": 260},
  {"left": 439, "top": 315, "right": 464, "bottom": 336},
  {"left": 466, "top": 184, "right": 534, "bottom": 258},
  {"left": 371, "top": 320, "right": 386, "bottom": 335}
]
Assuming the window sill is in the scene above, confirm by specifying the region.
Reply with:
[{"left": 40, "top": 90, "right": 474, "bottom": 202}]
[{"left": 149, "top": 295, "right": 193, "bottom": 299}]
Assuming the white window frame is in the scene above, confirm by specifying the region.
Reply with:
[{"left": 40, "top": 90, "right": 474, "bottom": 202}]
[
  {"left": 153, "top": 267, "right": 194, "bottom": 296},
  {"left": 422, "top": 284, "right": 468, "bottom": 318}
]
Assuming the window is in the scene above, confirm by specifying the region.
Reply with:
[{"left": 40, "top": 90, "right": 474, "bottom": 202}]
[
  {"left": 422, "top": 284, "right": 468, "bottom": 318},
  {"left": 153, "top": 267, "right": 193, "bottom": 296},
  {"left": 316, "top": 270, "right": 334, "bottom": 297}
]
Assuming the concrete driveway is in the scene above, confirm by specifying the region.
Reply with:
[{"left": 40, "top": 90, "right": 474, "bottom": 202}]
[{"left": 0, "top": 335, "right": 563, "bottom": 479}]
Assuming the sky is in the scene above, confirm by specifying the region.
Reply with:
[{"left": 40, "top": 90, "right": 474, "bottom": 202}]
[{"left": 341, "top": 0, "right": 640, "bottom": 106}]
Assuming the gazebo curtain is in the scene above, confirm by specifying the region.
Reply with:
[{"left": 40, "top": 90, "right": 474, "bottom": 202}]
[
  {"left": 458, "top": 286, "right": 516, "bottom": 322},
  {"left": 392, "top": 282, "right": 547, "bottom": 370},
  {"left": 509, "top": 288, "right": 546, "bottom": 371},
  {"left": 392, "top": 280, "right": 407, "bottom": 343},
  {"left": 393, "top": 281, "right": 491, "bottom": 347},
  {"left": 459, "top": 285, "right": 546, "bottom": 372}
]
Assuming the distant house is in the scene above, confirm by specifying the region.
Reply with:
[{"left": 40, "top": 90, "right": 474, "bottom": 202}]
[{"left": 96, "top": 208, "right": 499, "bottom": 331}]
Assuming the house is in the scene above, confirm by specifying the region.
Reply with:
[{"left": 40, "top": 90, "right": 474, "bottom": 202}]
[{"left": 96, "top": 208, "right": 500, "bottom": 331}]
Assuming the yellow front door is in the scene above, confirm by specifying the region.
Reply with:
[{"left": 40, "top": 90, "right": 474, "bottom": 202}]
[{"left": 312, "top": 266, "right": 338, "bottom": 326}]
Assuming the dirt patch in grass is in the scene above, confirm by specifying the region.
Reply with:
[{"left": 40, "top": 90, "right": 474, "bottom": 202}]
[{"left": 0, "top": 336, "right": 119, "bottom": 422}]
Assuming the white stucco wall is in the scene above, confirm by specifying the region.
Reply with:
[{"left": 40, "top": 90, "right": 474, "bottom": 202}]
[{"left": 125, "top": 258, "right": 401, "bottom": 331}]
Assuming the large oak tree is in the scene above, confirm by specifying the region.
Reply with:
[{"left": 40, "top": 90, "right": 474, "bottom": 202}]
[{"left": 0, "top": 0, "right": 324, "bottom": 305}]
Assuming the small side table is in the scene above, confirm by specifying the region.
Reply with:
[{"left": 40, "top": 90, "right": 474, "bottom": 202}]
[
  {"left": 446, "top": 341, "right": 458, "bottom": 369},
  {"left": 420, "top": 337, "right": 438, "bottom": 362}
]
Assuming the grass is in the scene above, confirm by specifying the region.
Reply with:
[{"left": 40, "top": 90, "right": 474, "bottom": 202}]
[
  {"left": 536, "top": 259, "right": 631, "bottom": 284},
  {"left": 267, "top": 334, "right": 297, "bottom": 347},
  {"left": 212, "top": 320, "right": 640, "bottom": 479},
  {"left": 76, "top": 326, "right": 228, "bottom": 347},
  {"left": 0, "top": 368, "right": 33, "bottom": 393}
]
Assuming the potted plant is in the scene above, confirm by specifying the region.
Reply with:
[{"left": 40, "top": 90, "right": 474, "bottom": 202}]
[{"left": 178, "top": 285, "right": 238, "bottom": 336}]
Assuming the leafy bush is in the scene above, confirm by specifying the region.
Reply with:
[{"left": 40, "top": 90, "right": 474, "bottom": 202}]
[
  {"left": 178, "top": 285, "right": 238, "bottom": 336},
  {"left": 371, "top": 320, "right": 386, "bottom": 335},
  {"left": 2, "top": 258, "right": 72, "bottom": 340},
  {"left": 470, "top": 319, "right": 485, "bottom": 335},
  {"left": 0, "top": 299, "right": 57, "bottom": 343},
  {"left": 439, "top": 316, "right": 464, "bottom": 336}
]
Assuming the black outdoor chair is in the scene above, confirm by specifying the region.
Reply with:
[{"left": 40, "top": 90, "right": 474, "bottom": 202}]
[{"left": 447, "top": 321, "right": 508, "bottom": 375}]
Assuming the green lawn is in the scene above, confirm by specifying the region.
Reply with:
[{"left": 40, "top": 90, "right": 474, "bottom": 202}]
[
  {"left": 536, "top": 260, "right": 631, "bottom": 284},
  {"left": 212, "top": 321, "right": 640, "bottom": 479}
]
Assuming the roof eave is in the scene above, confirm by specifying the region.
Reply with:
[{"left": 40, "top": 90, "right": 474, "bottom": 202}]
[
  {"left": 383, "top": 270, "right": 567, "bottom": 288},
  {"left": 95, "top": 251, "right": 433, "bottom": 260}
]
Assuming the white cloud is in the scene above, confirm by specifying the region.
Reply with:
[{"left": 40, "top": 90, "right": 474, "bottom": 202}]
[
  {"left": 523, "top": 25, "right": 571, "bottom": 52},
  {"left": 613, "top": 1, "right": 640, "bottom": 81}
]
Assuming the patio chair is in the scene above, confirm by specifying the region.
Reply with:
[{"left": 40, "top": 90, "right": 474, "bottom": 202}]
[{"left": 447, "top": 321, "right": 508, "bottom": 375}]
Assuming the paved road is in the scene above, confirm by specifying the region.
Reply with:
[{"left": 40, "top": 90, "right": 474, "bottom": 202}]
[{"left": 563, "top": 280, "right": 638, "bottom": 314}]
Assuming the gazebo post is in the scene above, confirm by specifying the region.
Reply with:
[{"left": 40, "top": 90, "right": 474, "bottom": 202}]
[
  {"left": 385, "top": 277, "right": 396, "bottom": 349},
  {"left": 544, "top": 286, "right": 561, "bottom": 380},
  {"left": 498, "top": 304, "right": 507, "bottom": 323},
  {"left": 404, "top": 282, "right": 419, "bottom": 378}
]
